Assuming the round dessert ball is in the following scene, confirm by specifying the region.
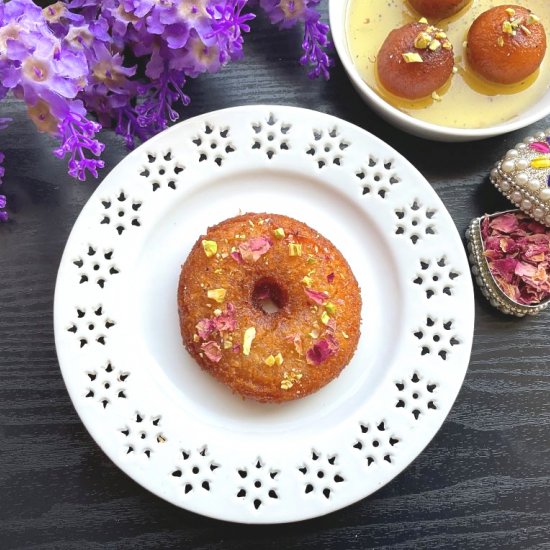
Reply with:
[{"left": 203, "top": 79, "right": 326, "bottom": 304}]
[
  {"left": 377, "top": 22, "right": 455, "bottom": 100},
  {"left": 466, "top": 5, "right": 547, "bottom": 85},
  {"left": 408, "top": 0, "right": 470, "bottom": 20},
  {"left": 178, "top": 213, "right": 362, "bottom": 403}
]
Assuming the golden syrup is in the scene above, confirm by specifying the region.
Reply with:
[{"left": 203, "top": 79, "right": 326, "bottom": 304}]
[{"left": 346, "top": 0, "right": 550, "bottom": 128}]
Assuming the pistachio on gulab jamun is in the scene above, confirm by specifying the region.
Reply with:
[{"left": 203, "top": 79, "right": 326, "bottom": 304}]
[
  {"left": 466, "top": 5, "right": 546, "bottom": 85},
  {"left": 408, "top": 0, "right": 470, "bottom": 21},
  {"left": 377, "top": 21, "right": 454, "bottom": 100}
]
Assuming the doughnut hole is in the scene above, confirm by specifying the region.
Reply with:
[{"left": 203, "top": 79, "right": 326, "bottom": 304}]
[
  {"left": 408, "top": 0, "right": 470, "bottom": 20},
  {"left": 252, "top": 277, "right": 288, "bottom": 314},
  {"left": 377, "top": 22, "right": 455, "bottom": 100},
  {"left": 466, "top": 6, "right": 547, "bottom": 85}
]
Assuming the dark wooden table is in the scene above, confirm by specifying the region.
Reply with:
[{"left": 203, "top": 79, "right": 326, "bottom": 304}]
[{"left": 1, "top": 5, "right": 549, "bottom": 549}]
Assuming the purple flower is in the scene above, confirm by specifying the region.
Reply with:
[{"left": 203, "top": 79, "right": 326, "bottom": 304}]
[
  {"left": 0, "top": 193, "right": 7, "bottom": 222},
  {"left": 301, "top": 12, "right": 332, "bottom": 79},
  {"left": 0, "top": 144, "right": 7, "bottom": 222},
  {"left": 0, "top": 0, "right": 331, "bottom": 187},
  {"left": 53, "top": 110, "right": 105, "bottom": 180},
  {"left": 258, "top": 0, "right": 332, "bottom": 78},
  {"left": 207, "top": 0, "right": 255, "bottom": 63},
  {"left": 135, "top": 68, "right": 191, "bottom": 134},
  {"left": 259, "top": 0, "right": 308, "bottom": 29}
]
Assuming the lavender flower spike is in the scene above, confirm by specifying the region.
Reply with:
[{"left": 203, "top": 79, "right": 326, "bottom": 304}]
[
  {"left": 259, "top": 0, "right": 333, "bottom": 79},
  {"left": 0, "top": 119, "right": 10, "bottom": 221},
  {"left": 53, "top": 112, "right": 105, "bottom": 181}
]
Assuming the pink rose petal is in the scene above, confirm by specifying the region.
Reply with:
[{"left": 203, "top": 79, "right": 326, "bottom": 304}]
[
  {"left": 201, "top": 341, "right": 222, "bottom": 363},
  {"left": 306, "top": 335, "right": 338, "bottom": 366},
  {"left": 327, "top": 272, "right": 335, "bottom": 283},
  {"left": 231, "top": 251, "right": 243, "bottom": 263},
  {"left": 196, "top": 319, "right": 215, "bottom": 340},
  {"left": 304, "top": 288, "right": 329, "bottom": 304},
  {"left": 286, "top": 334, "right": 303, "bottom": 355},
  {"left": 489, "top": 213, "right": 519, "bottom": 234},
  {"left": 514, "top": 261, "right": 537, "bottom": 278},
  {"left": 214, "top": 303, "right": 237, "bottom": 332},
  {"left": 481, "top": 212, "right": 550, "bottom": 305},
  {"left": 238, "top": 236, "right": 272, "bottom": 262},
  {"left": 490, "top": 257, "right": 518, "bottom": 283}
]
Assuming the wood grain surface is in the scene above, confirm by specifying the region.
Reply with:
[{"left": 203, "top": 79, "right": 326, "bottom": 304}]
[{"left": 1, "top": 4, "right": 549, "bottom": 549}]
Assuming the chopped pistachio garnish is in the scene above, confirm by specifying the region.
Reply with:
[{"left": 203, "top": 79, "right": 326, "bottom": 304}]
[
  {"left": 289, "top": 243, "right": 302, "bottom": 256},
  {"left": 213, "top": 308, "right": 222, "bottom": 316},
  {"left": 435, "top": 31, "right": 447, "bottom": 40},
  {"left": 428, "top": 39, "right": 441, "bottom": 51},
  {"left": 342, "top": 331, "right": 349, "bottom": 339},
  {"left": 306, "top": 255, "right": 315, "bottom": 264},
  {"left": 528, "top": 14, "right": 541, "bottom": 25},
  {"left": 242, "top": 327, "right": 256, "bottom": 356},
  {"left": 325, "top": 302, "right": 336, "bottom": 315},
  {"left": 505, "top": 7, "right": 515, "bottom": 17},
  {"left": 193, "top": 334, "right": 200, "bottom": 342},
  {"left": 214, "top": 268, "right": 223, "bottom": 274},
  {"left": 223, "top": 339, "right": 233, "bottom": 349},
  {"left": 274, "top": 352, "right": 284, "bottom": 366},
  {"left": 442, "top": 41, "right": 452, "bottom": 50},
  {"left": 502, "top": 20, "right": 515, "bottom": 35},
  {"left": 321, "top": 311, "right": 330, "bottom": 325},
  {"left": 402, "top": 52, "right": 423, "bottom": 63},
  {"left": 273, "top": 227, "right": 285, "bottom": 239},
  {"left": 309, "top": 328, "right": 320, "bottom": 339},
  {"left": 202, "top": 240, "right": 217, "bottom": 258},
  {"left": 302, "top": 275, "right": 313, "bottom": 287},
  {"left": 281, "top": 379, "right": 293, "bottom": 390},
  {"left": 414, "top": 31, "right": 432, "bottom": 49},
  {"left": 418, "top": 17, "right": 428, "bottom": 24},
  {"left": 264, "top": 354, "right": 276, "bottom": 366},
  {"left": 280, "top": 370, "right": 302, "bottom": 390},
  {"left": 207, "top": 288, "right": 226, "bottom": 303},
  {"left": 521, "top": 25, "right": 531, "bottom": 35},
  {"left": 431, "top": 91, "right": 442, "bottom": 101},
  {"left": 497, "top": 36, "right": 505, "bottom": 47}
]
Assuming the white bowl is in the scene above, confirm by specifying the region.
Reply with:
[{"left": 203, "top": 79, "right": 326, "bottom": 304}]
[{"left": 329, "top": 0, "right": 550, "bottom": 142}]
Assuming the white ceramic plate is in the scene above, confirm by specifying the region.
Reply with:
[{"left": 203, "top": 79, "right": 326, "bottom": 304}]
[{"left": 54, "top": 105, "right": 474, "bottom": 524}]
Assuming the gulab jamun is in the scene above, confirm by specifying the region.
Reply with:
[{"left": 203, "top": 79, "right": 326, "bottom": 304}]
[
  {"left": 408, "top": 0, "right": 470, "bottom": 21},
  {"left": 466, "top": 6, "right": 547, "bottom": 85},
  {"left": 377, "top": 22, "right": 454, "bottom": 100}
]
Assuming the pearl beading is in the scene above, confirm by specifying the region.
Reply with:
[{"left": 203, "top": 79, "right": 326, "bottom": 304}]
[{"left": 490, "top": 131, "right": 550, "bottom": 226}]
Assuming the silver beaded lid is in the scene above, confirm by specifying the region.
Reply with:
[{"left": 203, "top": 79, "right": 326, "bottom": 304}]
[{"left": 490, "top": 130, "right": 550, "bottom": 226}]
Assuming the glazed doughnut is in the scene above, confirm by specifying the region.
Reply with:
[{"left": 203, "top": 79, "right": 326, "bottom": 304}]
[
  {"left": 377, "top": 21, "right": 455, "bottom": 100},
  {"left": 408, "top": 0, "right": 470, "bottom": 20},
  {"left": 466, "top": 5, "right": 547, "bottom": 85},
  {"left": 177, "top": 213, "right": 362, "bottom": 403}
]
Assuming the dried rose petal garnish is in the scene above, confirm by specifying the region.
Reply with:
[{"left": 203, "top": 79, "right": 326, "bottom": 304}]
[
  {"left": 306, "top": 334, "right": 338, "bottom": 365},
  {"left": 481, "top": 212, "right": 550, "bottom": 305},
  {"left": 238, "top": 236, "right": 272, "bottom": 262},
  {"left": 304, "top": 287, "right": 329, "bottom": 304},
  {"left": 195, "top": 303, "right": 237, "bottom": 340},
  {"left": 201, "top": 341, "right": 222, "bottom": 363}
]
